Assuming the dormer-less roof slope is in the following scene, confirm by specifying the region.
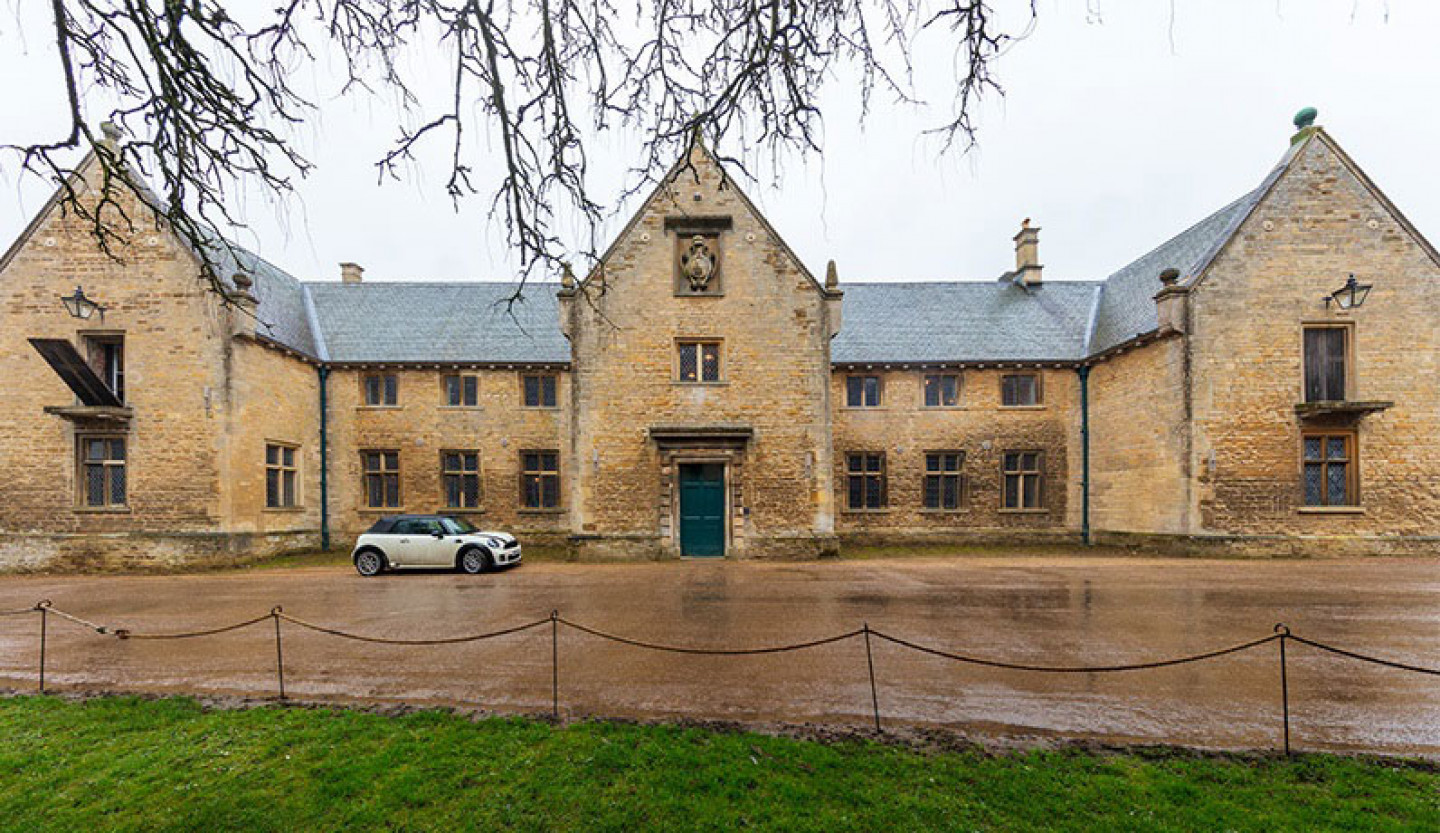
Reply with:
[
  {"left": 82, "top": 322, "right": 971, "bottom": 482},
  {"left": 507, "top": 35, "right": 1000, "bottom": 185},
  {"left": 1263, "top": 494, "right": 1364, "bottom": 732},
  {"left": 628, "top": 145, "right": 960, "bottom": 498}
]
[
  {"left": 200, "top": 239, "right": 319, "bottom": 357},
  {"left": 832, "top": 281, "right": 1100, "bottom": 363},
  {"left": 1086, "top": 189, "right": 1262, "bottom": 355},
  {"left": 302, "top": 281, "right": 569, "bottom": 364}
]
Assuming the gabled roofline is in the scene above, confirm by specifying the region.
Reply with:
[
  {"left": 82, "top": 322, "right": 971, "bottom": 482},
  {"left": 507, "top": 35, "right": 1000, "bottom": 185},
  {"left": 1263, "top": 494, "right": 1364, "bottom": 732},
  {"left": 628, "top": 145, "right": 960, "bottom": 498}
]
[
  {"left": 1311, "top": 128, "right": 1440, "bottom": 270},
  {"left": 567, "top": 135, "right": 839, "bottom": 300},
  {"left": 0, "top": 151, "right": 99, "bottom": 276}
]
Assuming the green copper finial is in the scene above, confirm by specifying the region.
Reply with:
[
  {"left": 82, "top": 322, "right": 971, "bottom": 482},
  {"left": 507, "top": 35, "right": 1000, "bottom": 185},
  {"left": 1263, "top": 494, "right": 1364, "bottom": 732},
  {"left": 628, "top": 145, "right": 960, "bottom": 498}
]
[{"left": 1293, "top": 107, "right": 1318, "bottom": 129}]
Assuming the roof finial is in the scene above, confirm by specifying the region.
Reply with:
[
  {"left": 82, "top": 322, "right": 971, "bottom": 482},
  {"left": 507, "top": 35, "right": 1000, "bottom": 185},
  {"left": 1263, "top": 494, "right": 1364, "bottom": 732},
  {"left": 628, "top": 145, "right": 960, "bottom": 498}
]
[
  {"left": 1293, "top": 107, "right": 1318, "bottom": 129},
  {"left": 825, "top": 259, "right": 839, "bottom": 289},
  {"left": 100, "top": 120, "right": 124, "bottom": 143},
  {"left": 560, "top": 261, "right": 575, "bottom": 289}
]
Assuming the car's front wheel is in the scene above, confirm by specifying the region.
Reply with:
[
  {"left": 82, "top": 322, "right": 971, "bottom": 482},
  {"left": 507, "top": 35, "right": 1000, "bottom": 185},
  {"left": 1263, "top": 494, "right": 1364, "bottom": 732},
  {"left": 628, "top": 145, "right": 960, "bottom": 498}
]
[
  {"left": 354, "top": 549, "right": 385, "bottom": 577},
  {"left": 458, "top": 547, "right": 491, "bottom": 575}
]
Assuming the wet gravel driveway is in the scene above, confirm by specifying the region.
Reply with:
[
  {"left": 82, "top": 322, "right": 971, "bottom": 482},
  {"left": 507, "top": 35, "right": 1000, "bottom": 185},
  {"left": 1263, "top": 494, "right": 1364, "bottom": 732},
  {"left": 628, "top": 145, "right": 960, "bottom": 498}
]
[{"left": 2, "top": 555, "right": 1437, "bottom": 755}]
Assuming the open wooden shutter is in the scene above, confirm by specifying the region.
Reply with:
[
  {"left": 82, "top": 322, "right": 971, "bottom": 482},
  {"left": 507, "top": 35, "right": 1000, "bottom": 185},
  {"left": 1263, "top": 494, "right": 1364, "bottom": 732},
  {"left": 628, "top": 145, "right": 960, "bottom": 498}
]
[{"left": 28, "top": 338, "right": 123, "bottom": 407}]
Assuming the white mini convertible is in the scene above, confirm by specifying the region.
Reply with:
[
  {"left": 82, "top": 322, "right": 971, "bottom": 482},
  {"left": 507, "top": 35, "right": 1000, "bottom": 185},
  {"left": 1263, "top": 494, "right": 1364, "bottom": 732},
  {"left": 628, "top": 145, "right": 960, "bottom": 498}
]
[{"left": 351, "top": 515, "right": 522, "bottom": 576}]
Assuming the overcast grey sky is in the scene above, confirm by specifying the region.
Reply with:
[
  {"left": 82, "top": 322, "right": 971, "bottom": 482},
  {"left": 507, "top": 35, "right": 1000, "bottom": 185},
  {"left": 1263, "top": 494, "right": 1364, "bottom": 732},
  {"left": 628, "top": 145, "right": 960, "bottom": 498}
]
[{"left": 3, "top": 0, "right": 1437, "bottom": 286}]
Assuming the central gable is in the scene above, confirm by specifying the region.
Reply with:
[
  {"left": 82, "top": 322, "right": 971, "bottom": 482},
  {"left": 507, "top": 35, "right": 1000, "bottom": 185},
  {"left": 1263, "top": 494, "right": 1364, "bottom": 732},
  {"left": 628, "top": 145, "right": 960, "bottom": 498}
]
[{"left": 576, "top": 139, "right": 832, "bottom": 303}]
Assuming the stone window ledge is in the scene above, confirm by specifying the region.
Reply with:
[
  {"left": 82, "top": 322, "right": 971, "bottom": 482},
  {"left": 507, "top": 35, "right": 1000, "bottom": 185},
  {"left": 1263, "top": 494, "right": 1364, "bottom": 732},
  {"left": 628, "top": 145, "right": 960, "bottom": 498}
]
[
  {"left": 841, "top": 508, "right": 891, "bottom": 515},
  {"left": 73, "top": 506, "right": 131, "bottom": 514},
  {"left": 998, "top": 507, "right": 1049, "bottom": 514},
  {"left": 518, "top": 507, "right": 565, "bottom": 515},
  {"left": 673, "top": 381, "right": 729, "bottom": 387},
  {"left": 919, "top": 508, "right": 970, "bottom": 514},
  {"left": 437, "top": 406, "right": 484, "bottom": 411},
  {"left": 359, "top": 506, "right": 404, "bottom": 513},
  {"left": 1298, "top": 506, "right": 1365, "bottom": 515},
  {"left": 356, "top": 406, "right": 404, "bottom": 412},
  {"left": 997, "top": 405, "right": 1047, "bottom": 412},
  {"left": 263, "top": 506, "right": 307, "bottom": 513}
]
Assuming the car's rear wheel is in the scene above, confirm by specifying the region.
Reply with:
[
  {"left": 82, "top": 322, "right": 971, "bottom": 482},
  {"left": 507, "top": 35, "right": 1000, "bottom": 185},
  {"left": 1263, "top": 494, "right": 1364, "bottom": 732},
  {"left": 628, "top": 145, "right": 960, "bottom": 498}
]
[
  {"left": 355, "top": 549, "right": 385, "bottom": 577},
  {"left": 458, "top": 548, "right": 491, "bottom": 575}
]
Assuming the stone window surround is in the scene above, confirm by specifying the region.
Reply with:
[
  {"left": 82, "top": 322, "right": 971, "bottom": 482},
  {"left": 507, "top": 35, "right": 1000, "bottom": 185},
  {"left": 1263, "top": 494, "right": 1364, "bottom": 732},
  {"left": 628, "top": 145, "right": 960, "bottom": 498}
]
[
  {"left": 520, "top": 372, "right": 560, "bottom": 408},
  {"left": 1000, "top": 449, "right": 1046, "bottom": 513},
  {"left": 999, "top": 373, "right": 1043, "bottom": 409},
  {"left": 439, "top": 374, "right": 480, "bottom": 409},
  {"left": 360, "top": 373, "right": 399, "bottom": 408},
  {"left": 519, "top": 449, "right": 562, "bottom": 512},
  {"left": 440, "top": 449, "right": 483, "bottom": 511},
  {"left": 264, "top": 440, "right": 302, "bottom": 511},
  {"left": 844, "top": 374, "right": 883, "bottom": 409},
  {"left": 361, "top": 449, "right": 402, "bottom": 510},
  {"left": 922, "top": 450, "right": 966, "bottom": 512},
  {"left": 921, "top": 372, "right": 962, "bottom": 409},
  {"left": 658, "top": 450, "right": 742, "bottom": 554},
  {"left": 674, "top": 338, "right": 725, "bottom": 385},
  {"left": 74, "top": 431, "right": 129, "bottom": 513},
  {"left": 1298, "top": 429, "right": 1361, "bottom": 512},
  {"left": 843, "top": 451, "right": 888, "bottom": 512}
]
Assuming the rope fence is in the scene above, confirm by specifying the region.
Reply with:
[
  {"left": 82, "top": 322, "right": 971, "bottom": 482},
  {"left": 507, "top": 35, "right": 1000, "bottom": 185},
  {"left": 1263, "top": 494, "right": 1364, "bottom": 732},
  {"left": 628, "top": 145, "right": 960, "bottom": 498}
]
[{"left": 3, "top": 600, "right": 1437, "bottom": 755}]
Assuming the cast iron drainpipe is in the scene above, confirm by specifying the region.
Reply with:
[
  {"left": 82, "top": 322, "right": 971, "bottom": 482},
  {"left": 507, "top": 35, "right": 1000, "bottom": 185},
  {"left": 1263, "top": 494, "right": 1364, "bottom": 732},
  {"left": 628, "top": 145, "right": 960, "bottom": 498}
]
[
  {"left": 318, "top": 365, "right": 331, "bottom": 551},
  {"left": 1078, "top": 364, "right": 1091, "bottom": 545}
]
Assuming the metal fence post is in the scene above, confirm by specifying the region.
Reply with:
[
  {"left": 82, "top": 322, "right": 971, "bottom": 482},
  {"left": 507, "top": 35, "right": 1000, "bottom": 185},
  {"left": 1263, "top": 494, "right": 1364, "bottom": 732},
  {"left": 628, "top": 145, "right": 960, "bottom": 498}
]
[
  {"left": 550, "top": 610, "right": 559, "bottom": 720},
  {"left": 37, "top": 602, "right": 49, "bottom": 694},
  {"left": 863, "top": 623, "right": 881, "bottom": 732},
  {"left": 1275, "top": 624, "right": 1291, "bottom": 756},
  {"left": 273, "top": 606, "right": 287, "bottom": 700}
]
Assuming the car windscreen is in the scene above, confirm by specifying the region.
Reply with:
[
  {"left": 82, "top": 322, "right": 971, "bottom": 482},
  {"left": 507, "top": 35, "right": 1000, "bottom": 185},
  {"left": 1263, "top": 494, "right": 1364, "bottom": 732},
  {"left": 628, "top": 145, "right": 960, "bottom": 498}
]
[{"left": 442, "top": 517, "right": 477, "bottom": 534}]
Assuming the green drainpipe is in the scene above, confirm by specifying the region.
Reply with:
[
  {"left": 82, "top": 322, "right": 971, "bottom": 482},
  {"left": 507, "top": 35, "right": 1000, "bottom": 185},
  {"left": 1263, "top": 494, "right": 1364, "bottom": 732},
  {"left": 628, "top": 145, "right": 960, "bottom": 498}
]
[
  {"left": 1078, "top": 365, "right": 1091, "bottom": 546},
  {"left": 318, "top": 365, "right": 331, "bottom": 551}
]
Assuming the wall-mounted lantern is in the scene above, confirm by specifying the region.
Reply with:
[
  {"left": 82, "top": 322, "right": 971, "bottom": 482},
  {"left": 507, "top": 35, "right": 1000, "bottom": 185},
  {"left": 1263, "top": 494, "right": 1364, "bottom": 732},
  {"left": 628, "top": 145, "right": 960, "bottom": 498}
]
[
  {"left": 60, "top": 285, "right": 105, "bottom": 320},
  {"left": 1325, "top": 274, "right": 1372, "bottom": 311}
]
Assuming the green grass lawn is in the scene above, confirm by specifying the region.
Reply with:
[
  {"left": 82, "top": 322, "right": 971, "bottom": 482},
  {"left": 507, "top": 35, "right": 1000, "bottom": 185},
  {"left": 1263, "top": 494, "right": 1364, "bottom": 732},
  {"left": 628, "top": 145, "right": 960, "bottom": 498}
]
[{"left": 0, "top": 697, "right": 1434, "bottom": 832}]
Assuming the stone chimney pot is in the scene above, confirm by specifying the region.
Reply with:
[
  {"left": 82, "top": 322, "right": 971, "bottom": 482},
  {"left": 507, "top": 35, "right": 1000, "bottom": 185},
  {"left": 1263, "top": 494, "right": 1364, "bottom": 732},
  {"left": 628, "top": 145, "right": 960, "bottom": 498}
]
[{"left": 340, "top": 262, "right": 364, "bottom": 284}]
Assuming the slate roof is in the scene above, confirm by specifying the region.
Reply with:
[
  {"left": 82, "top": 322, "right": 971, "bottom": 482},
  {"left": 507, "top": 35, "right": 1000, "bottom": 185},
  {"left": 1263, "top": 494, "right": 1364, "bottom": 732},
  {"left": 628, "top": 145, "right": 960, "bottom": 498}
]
[
  {"left": 302, "top": 282, "right": 570, "bottom": 364},
  {"left": 832, "top": 281, "right": 1101, "bottom": 363},
  {"left": 1085, "top": 189, "right": 1262, "bottom": 355},
  {"left": 200, "top": 240, "right": 318, "bottom": 357},
  {"left": 201, "top": 138, "right": 1312, "bottom": 366}
]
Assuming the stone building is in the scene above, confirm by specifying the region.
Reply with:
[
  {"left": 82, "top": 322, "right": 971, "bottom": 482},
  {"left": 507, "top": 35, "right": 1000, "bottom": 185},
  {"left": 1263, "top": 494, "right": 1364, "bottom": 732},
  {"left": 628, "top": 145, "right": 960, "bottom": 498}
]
[{"left": 1, "top": 115, "right": 1437, "bottom": 568}]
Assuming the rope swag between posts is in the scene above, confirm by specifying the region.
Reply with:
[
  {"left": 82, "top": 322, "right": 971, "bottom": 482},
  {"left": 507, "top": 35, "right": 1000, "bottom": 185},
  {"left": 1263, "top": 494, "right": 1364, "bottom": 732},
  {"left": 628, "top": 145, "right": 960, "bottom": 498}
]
[{"left": 6, "top": 601, "right": 1438, "bottom": 756}]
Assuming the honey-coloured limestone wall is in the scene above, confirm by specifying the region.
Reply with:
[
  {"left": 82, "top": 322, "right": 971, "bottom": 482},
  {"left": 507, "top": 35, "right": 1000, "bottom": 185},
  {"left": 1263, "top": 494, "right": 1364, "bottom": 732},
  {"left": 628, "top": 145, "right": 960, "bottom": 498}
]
[
  {"left": 561, "top": 143, "right": 840, "bottom": 559},
  {"left": 1183, "top": 132, "right": 1440, "bottom": 553},
  {"left": 322, "top": 367, "right": 571, "bottom": 544},
  {"left": 831, "top": 367, "right": 1082, "bottom": 545}
]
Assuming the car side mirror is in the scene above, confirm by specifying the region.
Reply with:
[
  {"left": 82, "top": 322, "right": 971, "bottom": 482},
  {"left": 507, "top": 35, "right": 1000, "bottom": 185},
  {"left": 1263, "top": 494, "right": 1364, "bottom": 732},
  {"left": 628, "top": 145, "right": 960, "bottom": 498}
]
[{"left": 431, "top": 531, "right": 445, "bottom": 538}]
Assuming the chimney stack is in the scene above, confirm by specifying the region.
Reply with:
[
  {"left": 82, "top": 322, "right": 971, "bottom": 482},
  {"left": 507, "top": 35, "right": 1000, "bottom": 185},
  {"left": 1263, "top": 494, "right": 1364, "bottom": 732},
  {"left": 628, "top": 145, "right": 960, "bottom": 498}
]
[
  {"left": 340, "top": 262, "right": 364, "bottom": 284},
  {"left": 1013, "top": 219, "right": 1042, "bottom": 286}
]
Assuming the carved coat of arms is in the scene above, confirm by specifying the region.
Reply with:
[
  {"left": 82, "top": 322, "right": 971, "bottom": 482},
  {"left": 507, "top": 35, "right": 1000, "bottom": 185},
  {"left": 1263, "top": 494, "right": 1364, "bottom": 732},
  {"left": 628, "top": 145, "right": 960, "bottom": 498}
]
[{"left": 679, "top": 235, "right": 717, "bottom": 291}]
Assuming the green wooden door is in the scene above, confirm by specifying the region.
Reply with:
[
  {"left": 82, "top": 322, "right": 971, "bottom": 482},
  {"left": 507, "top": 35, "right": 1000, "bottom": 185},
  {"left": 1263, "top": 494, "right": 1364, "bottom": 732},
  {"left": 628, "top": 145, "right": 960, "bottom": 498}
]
[{"left": 678, "top": 463, "right": 726, "bottom": 557}]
